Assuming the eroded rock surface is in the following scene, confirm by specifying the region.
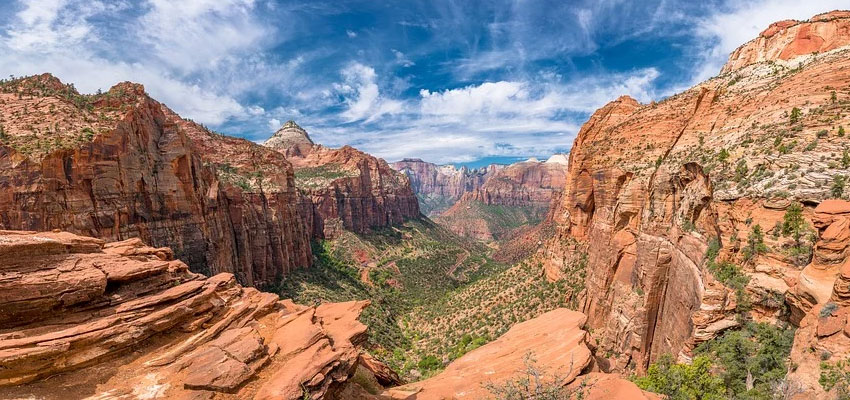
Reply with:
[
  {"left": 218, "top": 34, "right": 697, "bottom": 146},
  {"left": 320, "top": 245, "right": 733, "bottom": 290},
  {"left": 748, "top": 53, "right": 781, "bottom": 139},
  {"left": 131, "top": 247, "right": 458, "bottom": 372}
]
[
  {"left": 541, "top": 10, "right": 850, "bottom": 372},
  {"left": 437, "top": 158, "right": 567, "bottom": 241},
  {"left": 0, "top": 230, "right": 383, "bottom": 400},
  {"left": 379, "top": 308, "right": 655, "bottom": 400},
  {"left": 390, "top": 158, "right": 502, "bottom": 216},
  {"left": 264, "top": 123, "right": 420, "bottom": 238},
  {"left": 0, "top": 77, "right": 311, "bottom": 287}
]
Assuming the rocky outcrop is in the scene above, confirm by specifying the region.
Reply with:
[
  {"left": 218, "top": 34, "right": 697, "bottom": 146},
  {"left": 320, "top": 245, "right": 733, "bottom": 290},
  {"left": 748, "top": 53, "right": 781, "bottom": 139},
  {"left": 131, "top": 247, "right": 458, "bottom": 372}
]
[
  {"left": 0, "top": 230, "right": 385, "bottom": 400},
  {"left": 389, "top": 159, "right": 501, "bottom": 216},
  {"left": 265, "top": 120, "right": 315, "bottom": 158},
  {"left": 542, "top": 10, "right": 850, "bottom": 372},
  {"left": 780, "top": 202, "right": 850, "bottom": 397},
  {"left": 264, "top": 124, "right": 420, "bottom": 238},
  {"left": 380, "top": 308, "right": 657, "bottom": 400},
  {"left": 436, "top": 159, "right": 567, "bottom": 241},
  {"left": 0, "top": 76, "right": 311, "bottom": 287},
  {"left": 722, "top": 10, "right": 850, "bottom": 73}
]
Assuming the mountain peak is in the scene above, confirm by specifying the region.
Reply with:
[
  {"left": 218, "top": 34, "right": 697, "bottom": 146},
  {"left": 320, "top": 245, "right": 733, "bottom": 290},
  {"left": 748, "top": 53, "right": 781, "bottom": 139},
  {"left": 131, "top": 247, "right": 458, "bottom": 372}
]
[
  {"left": 722, "top": 10, "right": 850, "bottom": 73},
  {"left": 264, "top": 120, "right": 314, "bottom": 150}
]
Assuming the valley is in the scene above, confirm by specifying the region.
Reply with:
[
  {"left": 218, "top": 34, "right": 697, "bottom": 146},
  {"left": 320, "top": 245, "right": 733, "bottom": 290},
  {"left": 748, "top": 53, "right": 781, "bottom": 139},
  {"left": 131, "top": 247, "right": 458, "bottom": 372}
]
[{"left": 2, "top": 8, "right": 850, "bottom": 400}]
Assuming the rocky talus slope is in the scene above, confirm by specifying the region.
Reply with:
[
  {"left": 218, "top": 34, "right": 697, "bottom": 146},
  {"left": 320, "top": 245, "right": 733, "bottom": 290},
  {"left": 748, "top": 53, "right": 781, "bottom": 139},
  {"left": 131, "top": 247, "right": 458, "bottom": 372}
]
[
  {"left": 390, "top": 158, "right": 502, "bottom": 216},
  {"left": 264, "top": 122, "right": 420, "bottom": 238},
  {"left": 0, "top": 75, "right": 311, "bottom": 287},
  {"left": 542, "top": 9, "right": 850, "bottom": 373},
  {"left": 0, "top": 230, "right": 395, "bottom": 400},
  {"left": 437, "top": 157, "right": 567, "bottom": 241}
]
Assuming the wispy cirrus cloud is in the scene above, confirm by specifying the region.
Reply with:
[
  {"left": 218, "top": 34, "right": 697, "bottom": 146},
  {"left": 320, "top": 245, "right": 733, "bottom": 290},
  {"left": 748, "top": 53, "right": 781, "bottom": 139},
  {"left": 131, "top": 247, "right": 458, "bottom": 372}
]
[{"left": 1, "top": 0, "right": 847, "bottom": 165}]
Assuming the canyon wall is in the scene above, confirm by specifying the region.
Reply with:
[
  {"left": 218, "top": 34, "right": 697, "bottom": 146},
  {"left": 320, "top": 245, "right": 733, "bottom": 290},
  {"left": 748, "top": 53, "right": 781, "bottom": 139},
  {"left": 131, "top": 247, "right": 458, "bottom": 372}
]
[
  {"left": 390, "top": 158, "right": 501, "bottom": 216},
  {"left": 264, "top": 122, "right": 420, "bottom": 239},
  {"left": 437, "top": 158, "right": 567, "bottom": 241},
  {"left": 543, "top": 10, "right": 850, "bottom": 372},
  {"left": 0, "top": 77, "right": 311, "bottom": 287}
]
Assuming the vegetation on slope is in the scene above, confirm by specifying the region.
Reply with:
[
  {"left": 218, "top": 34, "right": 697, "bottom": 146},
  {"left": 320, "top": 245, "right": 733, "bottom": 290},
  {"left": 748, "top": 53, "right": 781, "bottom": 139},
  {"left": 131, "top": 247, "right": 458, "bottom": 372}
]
[{"left": 635, "top": 322, "right": 795, "bottom": 400}]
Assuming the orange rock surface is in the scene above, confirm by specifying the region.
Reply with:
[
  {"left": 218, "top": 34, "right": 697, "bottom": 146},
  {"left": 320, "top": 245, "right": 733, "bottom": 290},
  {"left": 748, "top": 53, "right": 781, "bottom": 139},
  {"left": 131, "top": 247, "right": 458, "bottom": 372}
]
[
  {"left": 0, "top": 76, "right": 311, "bottom": 287},
  {"left": 722, "top": 11, "right": 850, "bottom": 73},
  {"left": 264, "top": 122, "right": 420, "bottom": 238},
  {"left": 0, "top": 230, "right": 385, "bottom": 400},
  {"left": 381, "top": 308, "right": 654, "bottom": 400},
  {"left": 542, "top": 10, "right": 850, "bottom": 372}
]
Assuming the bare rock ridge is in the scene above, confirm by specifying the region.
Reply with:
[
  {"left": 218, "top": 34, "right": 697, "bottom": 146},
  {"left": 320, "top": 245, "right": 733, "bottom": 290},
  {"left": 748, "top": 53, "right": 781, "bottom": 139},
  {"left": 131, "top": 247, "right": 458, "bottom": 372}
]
[
  {"left": 722, "top": 10, "right": 850, "bottom": 73},
  {"left": 264, "top": 120, "right": 315, "bottom": 157},
  {"left": 264, "top": 125, "right": 420, "bottom": 239},
  {"left": 379, "top": 308, "right": 658, "bottom": 400},
  {"left": 541, "top": 9, "right": 850, "bottom": 374},
  {"left": 0, "top": 230, "right": 390, "bottom": 400}
]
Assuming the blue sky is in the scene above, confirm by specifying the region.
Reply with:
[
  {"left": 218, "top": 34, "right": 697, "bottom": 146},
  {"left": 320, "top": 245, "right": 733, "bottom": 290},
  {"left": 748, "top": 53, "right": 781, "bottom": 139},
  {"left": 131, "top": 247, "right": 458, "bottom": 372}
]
[{"left": 0, "top": 1, "right": 847, "bottom": 165}]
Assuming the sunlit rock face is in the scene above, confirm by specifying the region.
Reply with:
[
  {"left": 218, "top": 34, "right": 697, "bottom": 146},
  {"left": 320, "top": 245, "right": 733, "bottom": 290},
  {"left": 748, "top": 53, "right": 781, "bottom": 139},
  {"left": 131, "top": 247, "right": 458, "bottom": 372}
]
[{"left": 542, "top": 10, "right": 850, "bottom": 372}]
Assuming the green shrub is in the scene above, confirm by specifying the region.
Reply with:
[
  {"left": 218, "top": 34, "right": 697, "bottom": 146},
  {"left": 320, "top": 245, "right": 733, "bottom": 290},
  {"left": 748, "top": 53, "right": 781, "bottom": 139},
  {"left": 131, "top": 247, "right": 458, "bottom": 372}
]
[
  {"left": 696, "top": 322, "right": 795, "bottom": 399},
  {"left": 741, "top": 224, "right": 768, "bottom": 262},
  {"left": 833, "top": 175, "right": 847, "bottom": 198},
  {"left": 790, "top": 107, "right": 802, "bottom": 124},
  {"left": 820, "top": 358, "right": 850, "bottom": 396},
  {"left": 633, "top": 354, "right": 725, "bottom": 400}
]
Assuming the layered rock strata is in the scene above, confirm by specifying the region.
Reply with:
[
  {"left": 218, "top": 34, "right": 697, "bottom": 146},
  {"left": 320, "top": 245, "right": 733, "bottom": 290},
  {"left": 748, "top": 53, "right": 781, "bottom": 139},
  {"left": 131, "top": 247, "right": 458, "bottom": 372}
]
[
  {"left": 0, "top": 76, "right": 310, "bottom": 287},
  {"left": 264, "top": 123, "right": 420, "bottom": 238},
  {"left": 389, "top": 158, "right": 502, "bottom": 216},
  {"left": 437, "top": 158, "right": 567, "bottom": 241},
  {"left": 542, "top": 10, "right": 850, "bottom": 372},
  {"left": 0, "top": 230, "right": 385, "bottom": 400}
]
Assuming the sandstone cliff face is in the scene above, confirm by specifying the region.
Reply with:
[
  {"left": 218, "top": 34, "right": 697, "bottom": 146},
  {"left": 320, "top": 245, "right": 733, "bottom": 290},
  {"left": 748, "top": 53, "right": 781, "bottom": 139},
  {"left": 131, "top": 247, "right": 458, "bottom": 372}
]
[
  {"left": 543, "top": 10, "right": 850, "bottom": 372},
  {"left": 437, "top": 159, "right": 567, "bottom": 241},
  {"left": 782, "top": 200, "right": 850, "bottom": 398},
  {"left": 722, "top": 10, "right": 850, "bottom": 74},
  {"left": 389, "top": 158, "right": 502, "bottom": 216},
  {"left": 0, "top": 230, "right": 387, "bottom": 400},
  {"left": 0, "top": 77, "right": 311, "bottom": 287},
  {"left": 264, "top": 123, "right": 420, "bottom": 238}
]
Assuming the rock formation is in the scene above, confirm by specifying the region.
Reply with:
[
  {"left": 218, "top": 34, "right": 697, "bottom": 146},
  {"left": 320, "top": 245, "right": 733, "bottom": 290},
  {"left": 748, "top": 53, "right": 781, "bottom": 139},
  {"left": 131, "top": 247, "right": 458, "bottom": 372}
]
[
  {"left": 389, "top": 158, "right": 502, "bottom": 216},
  {"left": 379, "top": 308, "right": 657, "bottom": 400},
  {"left": 722, "top": 10, "right": 850, "bottom": 73},
  {"left": 437, "top": 158, "right": 567, "bottom": 241},
  {"left": 0, "top": 229, "right": 390, "bottom": 400},
  {"left": 542, "top": 10, "right": 850, "bottom": 372},
  {"left": 264, "top": 123, "right": 420, "bottom": 238},
  {"left": 0, "top": 76, "right": 311, "bottom": 287}
]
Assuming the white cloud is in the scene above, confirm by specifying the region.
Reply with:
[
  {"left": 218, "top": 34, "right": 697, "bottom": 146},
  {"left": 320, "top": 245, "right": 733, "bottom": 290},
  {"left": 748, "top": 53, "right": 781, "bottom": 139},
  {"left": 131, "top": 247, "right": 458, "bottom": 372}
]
[
  {"left": 309, "top": 67, "right": 660, "bottom": 164},
  {"left": 335, "top": 63, "right": 403, "bottom": 123},
  {"left": 0, "top": 0, "right": 264, "bottom": 126},
  {"left": 346, "top": 30, "right": 357, "bottom": 38}
]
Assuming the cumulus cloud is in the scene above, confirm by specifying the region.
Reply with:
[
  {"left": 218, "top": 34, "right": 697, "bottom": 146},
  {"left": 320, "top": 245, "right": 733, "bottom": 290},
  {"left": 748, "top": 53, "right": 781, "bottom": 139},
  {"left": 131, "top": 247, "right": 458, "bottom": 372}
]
[{"left": 335, "top": 63, "right": 404, "bottom": 123}]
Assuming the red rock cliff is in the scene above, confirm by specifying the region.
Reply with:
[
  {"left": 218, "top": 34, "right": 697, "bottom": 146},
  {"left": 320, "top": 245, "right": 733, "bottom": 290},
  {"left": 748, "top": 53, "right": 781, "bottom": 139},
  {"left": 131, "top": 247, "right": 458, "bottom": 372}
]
[
  {"left": 544, "top": 10, "right": 850, "bottom": 372},
  {"left": 264, "top": 122, "right": 420, "bottom": 238},
  {"left": 390, "top": 158, "right": 502, "bottom": 216},
  {"left": 0, "top": 76, "right": 311, "bottom": 287},
  {"left": 722, "top": 10, "right": 850, "bottom": 73}
]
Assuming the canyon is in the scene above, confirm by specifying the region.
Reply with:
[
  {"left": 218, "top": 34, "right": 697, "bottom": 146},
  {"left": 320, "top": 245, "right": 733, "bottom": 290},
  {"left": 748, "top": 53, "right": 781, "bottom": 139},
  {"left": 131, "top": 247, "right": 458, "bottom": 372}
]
[{"left": 2, "top": 8, "right": 850, "bottom": 400}]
